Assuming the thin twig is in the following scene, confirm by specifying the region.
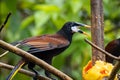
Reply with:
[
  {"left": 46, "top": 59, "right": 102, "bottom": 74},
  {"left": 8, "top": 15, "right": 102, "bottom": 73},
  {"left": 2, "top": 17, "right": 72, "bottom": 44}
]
[
  {"left": 0, "top": 62, "right": 51, "bottom": 80},
  {"left": 0, "top": 43, "right": 20, "bottom": 58},
  {"left": 0, "top": 40, "right": 73, "bottom": 80},
  {"left": 0, "top": 51, "right": 9, "bottom": 58},
  {"left": 108, "top": 61, "right": 120, "bottom": 80},
  {"left": 84, "top": 38, "right": 120, "bottom": 61},
  {"left": 0, "top": 12, "right": 11, "bottom": 32}
]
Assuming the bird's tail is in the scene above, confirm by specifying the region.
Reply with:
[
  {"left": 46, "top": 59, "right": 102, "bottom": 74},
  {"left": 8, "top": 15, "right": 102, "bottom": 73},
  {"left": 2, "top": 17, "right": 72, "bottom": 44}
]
[{"left": 6, "top": 59, "right": 26, "bottom": 80}]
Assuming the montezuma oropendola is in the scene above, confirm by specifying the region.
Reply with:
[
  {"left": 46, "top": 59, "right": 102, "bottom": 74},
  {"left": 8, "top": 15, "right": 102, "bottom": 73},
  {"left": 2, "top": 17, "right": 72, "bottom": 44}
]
[
  {"left": 105, "top": 38, "right": 120, "bottom": 63},
  {"left": 6, "top": 22, "right": 90, "bottom": 80}
]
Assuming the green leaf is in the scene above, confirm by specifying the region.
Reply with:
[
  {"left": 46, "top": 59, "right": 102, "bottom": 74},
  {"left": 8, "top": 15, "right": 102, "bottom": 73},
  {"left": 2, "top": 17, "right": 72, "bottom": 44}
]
[
  {"left": 5, "top": 0, "right": 17, "bottom": 13},
  {"left": 34, "top": 11, "right": 50, "bottom": 28},
  {"left": 33, "top": 4, "right": 60, "bottom": 12},
  {"left": 70, "top": 0, "right": 82, "bottom": 13},
  {"left": 20, "top": 15, "right": 34, "bottom": 29}
]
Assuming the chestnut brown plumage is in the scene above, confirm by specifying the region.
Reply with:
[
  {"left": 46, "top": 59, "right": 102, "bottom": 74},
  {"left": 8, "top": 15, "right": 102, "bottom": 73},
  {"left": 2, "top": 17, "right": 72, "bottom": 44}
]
[
  {"left": 6, "top": 22, "right": 90, "bottom": 80},
  {"left": 105, "top": 38, "right": 120, "bottom": 63}
]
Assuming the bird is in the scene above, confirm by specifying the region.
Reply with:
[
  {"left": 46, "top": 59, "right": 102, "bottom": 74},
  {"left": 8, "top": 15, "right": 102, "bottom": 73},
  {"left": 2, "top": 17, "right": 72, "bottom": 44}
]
[
  {"left": 105, "top": 38, "right": 120, "bottom": 63},
  {"left": 6, "top": 22, "right": 90, "bottom": 80}
]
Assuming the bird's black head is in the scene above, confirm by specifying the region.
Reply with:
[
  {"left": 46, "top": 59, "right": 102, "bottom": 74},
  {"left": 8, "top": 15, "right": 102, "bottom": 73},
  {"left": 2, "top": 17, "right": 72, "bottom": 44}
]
[{"left": 57, "top": 22, "right": 90, "bottom": 41}]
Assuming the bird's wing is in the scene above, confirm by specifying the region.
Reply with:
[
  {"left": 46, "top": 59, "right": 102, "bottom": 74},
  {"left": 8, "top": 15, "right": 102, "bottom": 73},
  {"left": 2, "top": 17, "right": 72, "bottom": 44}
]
[{"left": 19, "top": 34, "right": 69, "bottom": 53}]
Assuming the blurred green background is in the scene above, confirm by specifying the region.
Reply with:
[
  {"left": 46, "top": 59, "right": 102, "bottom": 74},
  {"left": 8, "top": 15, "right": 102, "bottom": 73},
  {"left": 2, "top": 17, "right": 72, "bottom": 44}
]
[{"left": 0, "top": 0, "right": 120, "bottom": 80}]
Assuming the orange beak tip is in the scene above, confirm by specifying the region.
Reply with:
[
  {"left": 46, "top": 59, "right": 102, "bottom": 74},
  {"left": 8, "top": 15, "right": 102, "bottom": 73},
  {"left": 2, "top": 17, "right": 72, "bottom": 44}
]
[
  {"left": 85, "top": 25, "right": 91, "bottom": 28},
  {"left": 83, "top": 32, "right": 90, "bottom": 37}
]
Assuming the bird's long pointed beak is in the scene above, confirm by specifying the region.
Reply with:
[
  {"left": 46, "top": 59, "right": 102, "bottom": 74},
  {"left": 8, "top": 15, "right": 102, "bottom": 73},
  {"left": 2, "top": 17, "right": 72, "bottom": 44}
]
[
  {"left": 83, "top": 24, "right": 91, "bottom": 28},
  {"left": 82, "top": 31, "right": 90, "bottom": 37},
  {"left": 72, "top": 22, "right": 90, "bottom": 37},
  {"left": 76, "top": 23, "right": 91, "bottom": 28},
  {"left": 78, "top": 30, "right": 90, "bottom": 37}
]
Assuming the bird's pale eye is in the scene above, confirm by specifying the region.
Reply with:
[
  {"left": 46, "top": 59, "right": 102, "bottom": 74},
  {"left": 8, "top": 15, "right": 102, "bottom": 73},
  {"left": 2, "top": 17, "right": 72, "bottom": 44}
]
[{"left": 71, "top": 26, "right": 80, "bottom": 32}]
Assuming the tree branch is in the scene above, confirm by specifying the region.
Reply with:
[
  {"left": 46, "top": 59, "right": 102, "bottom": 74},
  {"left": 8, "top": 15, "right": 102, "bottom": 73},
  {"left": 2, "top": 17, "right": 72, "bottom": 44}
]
[
  {"left": 0, "top": 62, "right": 50, "bottom": 80},
  {"left": 0, "top": 40, "right": 72, "bottom": 80},
  {"left": 108, "top": 61, "right": 120, "bottom": 80},
  {"left": 0, "top": 43, "right": 20, "bottom": 58},
  {"left": 0, "top": 12, "right": 11, "bottom": 32},
  {"left": 84, "top": 38, "right": 120, "bottom": 61},
  {"left": 90, "top": 0, "right": 105, "bottom": 65}
]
